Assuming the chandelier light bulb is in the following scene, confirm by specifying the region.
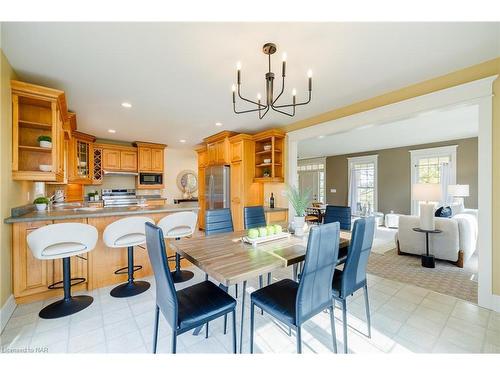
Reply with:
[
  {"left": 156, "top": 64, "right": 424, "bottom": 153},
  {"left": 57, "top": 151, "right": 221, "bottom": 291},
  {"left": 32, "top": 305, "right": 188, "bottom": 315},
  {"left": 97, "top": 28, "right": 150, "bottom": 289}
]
[
  {"left": 236, "top": 61, "right": 242, "bottom": 70},
  {"left": 292, "top": 88, "right": 297, "bottom": 96},
  {"left": 282, "top": 52, "right": 287, "bottom": 62},
  {"left": 231, "top": 84, "right": 236, "bottom": 92},
  {"left": 257, "top": 93, "right": 262, "bottom": 100},
  {"left": 307, "top": 69, "right": 313, "bottom": 78}
]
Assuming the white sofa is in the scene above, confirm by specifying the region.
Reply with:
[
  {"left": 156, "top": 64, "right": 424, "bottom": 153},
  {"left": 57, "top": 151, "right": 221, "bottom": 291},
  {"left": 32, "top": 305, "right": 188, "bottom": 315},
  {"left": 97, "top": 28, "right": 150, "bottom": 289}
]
[{"left": 396, "top": 209, "right": 478, "bottom": 267}]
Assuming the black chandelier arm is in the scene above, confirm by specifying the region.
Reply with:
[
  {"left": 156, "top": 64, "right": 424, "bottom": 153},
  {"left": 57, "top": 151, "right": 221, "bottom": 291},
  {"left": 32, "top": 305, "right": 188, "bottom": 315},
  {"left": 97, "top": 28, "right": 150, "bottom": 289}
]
[
  {"left": 237, "top": 85, "right": 267, "bottom": 108},
  {"left": 233, "top": 102, "right": 264, "bottom": 114},
  {"left": 273, "top": 91, "right": 312, "bottom": 109},
  {"left": 258, "top": 105, "right": 271, "bottom": 120},
  {"left": 270, "top": 103, "right": 295, "bottom": 117},
  {"left": 272, "top": 76, "right": 286, "bottom": 106}
]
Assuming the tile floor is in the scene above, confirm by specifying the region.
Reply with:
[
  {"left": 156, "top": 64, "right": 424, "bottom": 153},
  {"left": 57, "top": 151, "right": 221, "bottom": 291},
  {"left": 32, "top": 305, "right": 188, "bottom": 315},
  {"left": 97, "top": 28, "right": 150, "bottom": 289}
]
[{"left": 1, "top": 266, "right": 499, "bottom": 354}]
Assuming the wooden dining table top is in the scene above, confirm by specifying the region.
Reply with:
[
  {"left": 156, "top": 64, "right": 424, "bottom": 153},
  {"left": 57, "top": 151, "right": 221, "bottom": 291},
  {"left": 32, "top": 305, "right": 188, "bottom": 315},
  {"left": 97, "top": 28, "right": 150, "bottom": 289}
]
[{"left": 171, "top": 229, "right": 351, "bottom": 287}]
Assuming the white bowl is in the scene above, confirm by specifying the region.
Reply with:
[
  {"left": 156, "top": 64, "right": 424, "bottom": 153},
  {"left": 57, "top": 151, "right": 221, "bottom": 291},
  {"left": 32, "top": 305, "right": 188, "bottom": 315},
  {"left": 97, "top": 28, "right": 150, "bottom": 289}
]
[
  {"left": 39, "top": 141, "right": 52, "bottom": 149},
  {"left": 78, "top": 161, "right": 87, "bottom": 167},
  {"left": 39, "top": 164, "right": 52, "bottom": 172},
  {"left": 263, "top": 158, "right": 271, "bottom": 164},
  {"left": 263, "top": 145, "right": 272, "bottom": 151}
]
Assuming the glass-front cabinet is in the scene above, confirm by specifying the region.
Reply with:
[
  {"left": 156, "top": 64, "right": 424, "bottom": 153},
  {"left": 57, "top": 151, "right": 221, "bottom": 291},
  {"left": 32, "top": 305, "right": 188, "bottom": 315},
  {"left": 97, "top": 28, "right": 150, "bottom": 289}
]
[{"left": 68, "top": 130, "right": 96, "bottom": 184}]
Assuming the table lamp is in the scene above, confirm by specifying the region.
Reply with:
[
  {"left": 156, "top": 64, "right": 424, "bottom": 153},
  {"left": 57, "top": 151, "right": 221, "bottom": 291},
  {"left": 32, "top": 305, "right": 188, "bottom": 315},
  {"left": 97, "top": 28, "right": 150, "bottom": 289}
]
[
  {"left": 448, "top": 184, "right": 469, "bottom": 206},
  {"left": 412, "top": 183, "right": 442, "bottom": 230}
]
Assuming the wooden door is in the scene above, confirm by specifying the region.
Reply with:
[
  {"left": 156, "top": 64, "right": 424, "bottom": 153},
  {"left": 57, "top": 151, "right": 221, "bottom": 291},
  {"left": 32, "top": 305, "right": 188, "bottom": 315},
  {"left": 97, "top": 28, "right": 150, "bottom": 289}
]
[
  {"left": 216, "top": 141, "right": 227, "bottom": 164},
  {"left": 102, "top": 148, "right": 120, "bottom": 170},
  {"left": 207, "top": 143, "right": 217, "bottom": 165},
  {"left": 138, "top": 147, "right": 151, "bottom": 171},
  {"left": 151, "top": 149, "right": 163, "bottom": 172},
  {"left": 12, "top": 221, "right": 53, "bottom": 299},
  {"left": 198, "top": 149, "right": 208, "bottom": 167},
  {"left": 299, "top": 170, "right": 320, "bottom": 202},
  {"left": 120, "top": 151, "right": 137, "bottom": 171},
  {"left": 230, "top": 161, "right": 243, "bottom": 230},
  {"left": 231, "top": 141, "right": 243, "bottom": 162}
]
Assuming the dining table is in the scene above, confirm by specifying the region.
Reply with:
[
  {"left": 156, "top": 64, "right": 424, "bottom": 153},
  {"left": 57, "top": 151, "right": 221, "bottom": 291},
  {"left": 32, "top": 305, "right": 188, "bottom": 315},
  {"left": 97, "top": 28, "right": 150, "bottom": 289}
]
[{"left": 171, "top": 228, "right": 351, "bottom": 353}]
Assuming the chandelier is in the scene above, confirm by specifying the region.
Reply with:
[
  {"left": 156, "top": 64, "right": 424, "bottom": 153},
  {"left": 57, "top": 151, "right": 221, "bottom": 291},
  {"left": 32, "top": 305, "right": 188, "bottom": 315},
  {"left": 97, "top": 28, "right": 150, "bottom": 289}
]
[{"left": 232, "top": 42, "right": 312, "bottom": 119}]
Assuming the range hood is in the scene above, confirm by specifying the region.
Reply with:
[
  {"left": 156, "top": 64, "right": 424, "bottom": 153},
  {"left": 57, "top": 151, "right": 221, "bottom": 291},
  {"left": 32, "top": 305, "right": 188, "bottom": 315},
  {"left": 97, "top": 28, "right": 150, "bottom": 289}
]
[{"left": 103, "top": 170, "right": 139, "bottom": 176}]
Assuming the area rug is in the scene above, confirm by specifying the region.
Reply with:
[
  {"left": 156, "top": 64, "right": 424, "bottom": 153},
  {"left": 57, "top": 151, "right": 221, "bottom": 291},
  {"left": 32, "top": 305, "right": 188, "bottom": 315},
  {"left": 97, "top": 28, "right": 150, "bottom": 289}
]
[{"left": 367, "top": 249, "right": 478, "bottom": 303}]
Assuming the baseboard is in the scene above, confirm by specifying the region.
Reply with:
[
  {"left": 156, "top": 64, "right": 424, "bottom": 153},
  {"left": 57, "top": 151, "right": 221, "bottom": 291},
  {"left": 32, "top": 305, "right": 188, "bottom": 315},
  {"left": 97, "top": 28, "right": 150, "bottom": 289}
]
[{"left": 0, "top": 294, "right": 17, "bottom": 334}]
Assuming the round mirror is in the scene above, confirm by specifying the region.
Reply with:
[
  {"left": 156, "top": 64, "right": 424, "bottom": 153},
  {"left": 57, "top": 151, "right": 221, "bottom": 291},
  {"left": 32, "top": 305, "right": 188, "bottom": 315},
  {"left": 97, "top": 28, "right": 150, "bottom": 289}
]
[{"left": 176, "top": 170, "right": 198, "bottom": 196}]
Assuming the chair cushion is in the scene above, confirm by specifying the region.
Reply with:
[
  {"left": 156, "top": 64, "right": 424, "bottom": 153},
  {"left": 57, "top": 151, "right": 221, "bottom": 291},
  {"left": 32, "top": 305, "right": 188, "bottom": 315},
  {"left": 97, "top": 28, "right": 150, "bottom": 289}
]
[
  {"left": 250, "top": 279, "right": 298, "bottom": 326},
  {"left": 42, "top": 242, "right": 88, "bottom": 258},
  {"left": 331, "top": 270, "right": 343, "bottom": 298},
  {"left": 164, "top": 225, "right": 192, "bottom": 239},
  {"left": 177, "top": 281, "right": 236, "bottom": 330},
  {"left": 113, "top": 233, "right": 146, "bottom": 247}
]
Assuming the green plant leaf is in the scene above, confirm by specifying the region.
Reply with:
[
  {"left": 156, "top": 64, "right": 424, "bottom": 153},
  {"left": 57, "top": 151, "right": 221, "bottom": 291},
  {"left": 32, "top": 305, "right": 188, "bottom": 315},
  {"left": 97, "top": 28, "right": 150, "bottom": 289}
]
[{"left": 285, "top": 184, "right": 312, "bottom": 217}]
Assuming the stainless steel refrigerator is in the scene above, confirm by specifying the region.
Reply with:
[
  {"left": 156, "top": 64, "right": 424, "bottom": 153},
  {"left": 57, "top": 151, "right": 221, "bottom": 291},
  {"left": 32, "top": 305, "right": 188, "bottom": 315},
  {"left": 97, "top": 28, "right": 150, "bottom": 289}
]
[{"left": 205, "top": 165, "right": 230, "bottom": 210}]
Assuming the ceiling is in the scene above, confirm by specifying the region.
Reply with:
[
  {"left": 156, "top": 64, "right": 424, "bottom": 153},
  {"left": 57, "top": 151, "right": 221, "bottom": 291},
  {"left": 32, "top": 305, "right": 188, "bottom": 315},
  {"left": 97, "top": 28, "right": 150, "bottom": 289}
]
[
  {"left": 297, "top": 104, "right": 479, "bottom": 158},
  {"left": 2, "top": 22, "right": 499, "bottom": 147}
]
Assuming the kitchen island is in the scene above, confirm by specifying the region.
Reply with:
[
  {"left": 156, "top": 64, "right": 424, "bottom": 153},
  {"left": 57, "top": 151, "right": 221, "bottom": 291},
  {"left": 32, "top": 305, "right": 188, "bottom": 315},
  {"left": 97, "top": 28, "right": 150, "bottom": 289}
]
[{"left": 5, "top": 203, "right": 199, "bottom": 304}]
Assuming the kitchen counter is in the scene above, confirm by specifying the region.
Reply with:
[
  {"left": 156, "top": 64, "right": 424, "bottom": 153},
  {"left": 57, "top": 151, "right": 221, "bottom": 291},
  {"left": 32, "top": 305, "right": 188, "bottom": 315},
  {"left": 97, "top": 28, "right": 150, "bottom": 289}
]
[
  {"left": 4, "top": 202, "right": 198, "bottom": 224},
  {"left": 263, "top": 207, "right": 289, "bottom": 213}
]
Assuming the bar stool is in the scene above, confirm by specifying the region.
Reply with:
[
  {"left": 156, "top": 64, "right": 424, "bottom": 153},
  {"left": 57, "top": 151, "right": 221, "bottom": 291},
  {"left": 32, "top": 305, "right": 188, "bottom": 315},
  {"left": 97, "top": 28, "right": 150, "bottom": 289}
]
[
  {"left": 157, "top": 211, "right": 197, "bottom": 283},
  {"left": 103, "top": 216, "right": 155, "bottom": 297},
  {"left": 27, "top": 223, "right": 98, "bottom": 319}
]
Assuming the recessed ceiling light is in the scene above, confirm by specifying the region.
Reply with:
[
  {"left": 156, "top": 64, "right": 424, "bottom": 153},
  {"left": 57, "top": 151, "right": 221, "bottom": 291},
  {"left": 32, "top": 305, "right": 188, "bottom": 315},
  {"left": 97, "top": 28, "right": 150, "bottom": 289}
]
[
  {"left": 179, "top": 139, "right": 186, "bottom": 143},
  {"left": 108, "top": 129, "right": 116, "bottom": 134},
  {"left": 317, "top": 135, "right": 325, "bottom": 139},
  {"left": 215, "top": 122, "right": 223, "bottom": 127},
  {"left": 121, "top": 102, "right": 132, "bottom": 108}
]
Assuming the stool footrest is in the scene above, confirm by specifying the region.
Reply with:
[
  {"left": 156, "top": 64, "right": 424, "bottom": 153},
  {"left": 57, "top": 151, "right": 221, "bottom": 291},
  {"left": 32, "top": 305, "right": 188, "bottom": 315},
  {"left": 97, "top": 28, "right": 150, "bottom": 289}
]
[
  {"left": 48, "top": 277, "right": 86, "bottom": 290},
  {"left": 114, "top": 265, "right": 142, "bottom": 275}
]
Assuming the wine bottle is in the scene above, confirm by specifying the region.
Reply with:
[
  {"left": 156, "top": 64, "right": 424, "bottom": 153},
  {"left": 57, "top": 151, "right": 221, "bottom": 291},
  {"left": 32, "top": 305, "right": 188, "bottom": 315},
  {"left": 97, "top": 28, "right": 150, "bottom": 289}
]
[{"left": 270, "top": 192, "right": 275, "bottom": 208}]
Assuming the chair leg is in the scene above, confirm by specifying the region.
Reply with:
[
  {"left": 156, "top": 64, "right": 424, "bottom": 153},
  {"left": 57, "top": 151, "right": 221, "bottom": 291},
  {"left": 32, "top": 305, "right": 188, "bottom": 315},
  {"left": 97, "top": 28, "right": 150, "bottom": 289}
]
[
  {"left": 250, "top": 302, "right": 255, "bottom": 354},
  {"left": 363, "top": 284, "right": 371, "bottom": 338},
  {"left": 329, "top": 305, "right": 338, "bottom": 353},
  {"left": 235, "top": 283, "right": 238, "bottom": 298},
  {"left": 296, "top": 325, "right": 302, "bottom": 354},
  {"left": 206, "top": 321, "right": 209, "bottom": 338},
  {"left": 239, "top": 280, "right": 247, "bottom": 353},
  {"left": 267, "top": 272, "right": 271, "bottom": 285},
  {"left": 342, "top": 299, "right": 348, "bottom": 354},
  {"left": 259, "top": 275, "right": 264, "bottom": 314},
  {"left": 152, "top": 305, "right": 160, "bottom": 353},
  {"left": 171, "top": 331, "right": 177, "bottom": 354},
  {"left": 232, "top": 310, "right": 237, "bottom": 354},
  {"left": 224, "top": 315, "right": 227, "bottom": 335}
]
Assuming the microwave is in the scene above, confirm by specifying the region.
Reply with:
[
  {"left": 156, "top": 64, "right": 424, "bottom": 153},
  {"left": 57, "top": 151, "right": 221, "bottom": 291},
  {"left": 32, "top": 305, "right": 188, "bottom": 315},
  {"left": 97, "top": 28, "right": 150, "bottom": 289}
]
[{"left": 139, "top": 173, "right": 163, "bottom": 185}]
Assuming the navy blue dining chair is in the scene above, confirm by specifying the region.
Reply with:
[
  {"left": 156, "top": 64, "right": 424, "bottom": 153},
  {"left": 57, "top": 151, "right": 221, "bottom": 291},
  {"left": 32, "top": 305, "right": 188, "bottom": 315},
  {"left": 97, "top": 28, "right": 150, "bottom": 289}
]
[
  {"left": 332, "top": 216, "right": 375, "bottom": 353},
  {"left": 244, "top": 206, "right": 267, "bottom": 229},
  {"left": 249, "top": 222, "right": 341, "bottom": 354},
  {"left": 323, "top": 205, "right": 352, "bottom": 230},
  {"left": 205, "top": 208, "right": 234, "bottom": 235},
  {"left": 145, "top": 222, "right": 237, "bottom": 353}
]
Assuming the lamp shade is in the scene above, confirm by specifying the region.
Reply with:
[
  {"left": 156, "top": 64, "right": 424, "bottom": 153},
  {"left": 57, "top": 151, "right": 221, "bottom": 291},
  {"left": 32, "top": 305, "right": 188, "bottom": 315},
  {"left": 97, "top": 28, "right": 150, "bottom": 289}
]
[
  {"left": 412, "top": 183, "right": 442, "bottom": 202},
  {"left": 448, "top": 184, "right": 469, "bottom": 197}
]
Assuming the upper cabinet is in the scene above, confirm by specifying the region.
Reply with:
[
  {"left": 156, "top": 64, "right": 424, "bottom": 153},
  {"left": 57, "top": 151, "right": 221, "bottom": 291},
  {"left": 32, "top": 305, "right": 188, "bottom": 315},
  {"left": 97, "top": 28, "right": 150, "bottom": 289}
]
[
  {"left": 203, "top": 131, "right": 237, "bottom": 166},
  {"left": 253, "top": 129, "right": 286, "bottom": 183},
  {"left": 100, "top": 144, "right": 137, "bottom": 172},
  {"left": 68, "top": 127, "right": 96, "bottom": 185},
  {"left": 11, "top": 80, "right": 68, "bottom": 182},
  {"left": 135, "top": 142, "right": 166, "bottom": 172}
]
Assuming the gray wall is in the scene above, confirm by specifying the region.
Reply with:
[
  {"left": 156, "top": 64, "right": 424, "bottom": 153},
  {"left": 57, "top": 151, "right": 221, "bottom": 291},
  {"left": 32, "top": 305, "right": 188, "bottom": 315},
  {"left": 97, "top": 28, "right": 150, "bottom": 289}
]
[{"left": 325, "top": 137, "right": 478, "bottom": 214}]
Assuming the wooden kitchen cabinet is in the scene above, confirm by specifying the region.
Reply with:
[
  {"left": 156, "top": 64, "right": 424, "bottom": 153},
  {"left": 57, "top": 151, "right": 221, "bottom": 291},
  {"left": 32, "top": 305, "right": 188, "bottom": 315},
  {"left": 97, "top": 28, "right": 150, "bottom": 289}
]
[
  {"left": 195, "top": 145, "right": 208, "bottom": 229},
  {"left": 11, "top": 80, "right": 68, "bottom": 182},
  {"left": 134, "top": 142, "right": 166, "bottom": 172},
  {"left": 151, "top": 148, "right": 164, "bottom": 172},
  {"left": 138, "top": 147, "right": 152, "bottom": 170},
  {"left": 203, "top": 131, "right": 236, "bottom": 166},
  {"left": 102, "top": 148, "right": 121, "bottom": 170},
  {"left": 120, "top": 151, "right": 137, "bottom": 171},
  {"left": 68, "top": 129, "right": 96, "bottom": 184}
]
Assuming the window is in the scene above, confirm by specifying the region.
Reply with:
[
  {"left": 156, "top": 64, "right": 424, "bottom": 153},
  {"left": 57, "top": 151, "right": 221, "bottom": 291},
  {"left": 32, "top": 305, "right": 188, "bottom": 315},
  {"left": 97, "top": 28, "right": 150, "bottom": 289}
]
[
  {"left": 348, "top": 155, "right": 378, "bottom": 213},
  {"left": 410, "top": 145, "right": 457, "bottom": 214},
  {"left": 298, "top": 158, "right": 326, "bottom": 203}
]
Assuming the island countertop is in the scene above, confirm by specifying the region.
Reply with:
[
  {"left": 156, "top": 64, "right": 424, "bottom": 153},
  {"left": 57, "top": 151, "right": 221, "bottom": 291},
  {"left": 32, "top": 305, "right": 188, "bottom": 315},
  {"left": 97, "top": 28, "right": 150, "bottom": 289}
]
[{"left": 4, "top": 202, "right": 199, "bottom": 224}]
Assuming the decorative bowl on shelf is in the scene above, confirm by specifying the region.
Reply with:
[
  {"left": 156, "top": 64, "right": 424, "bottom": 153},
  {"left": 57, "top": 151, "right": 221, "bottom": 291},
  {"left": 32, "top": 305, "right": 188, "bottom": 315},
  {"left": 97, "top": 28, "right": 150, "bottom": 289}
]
[
  {"left": 263, "top": 158, "right": 271, "bottom": 164},
  {"left": 263, "top": 144, "right": 272, "bottom": 151},
  {"left": 78, "top": 161, "right": 87, "bottom": 167},
  {"left": 39, "top": 164, "right": 52, "bottom": 172},
  {"left": 39, "top": 141, "right": 52, "bottom": 149}
]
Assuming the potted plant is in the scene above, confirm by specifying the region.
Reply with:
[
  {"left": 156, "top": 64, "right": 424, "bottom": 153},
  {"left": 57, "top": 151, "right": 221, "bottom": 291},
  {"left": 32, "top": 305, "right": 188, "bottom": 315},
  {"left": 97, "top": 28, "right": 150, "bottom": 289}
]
[
  {"left": 33, "top": 196, "right": 49, "bottom": 211},
  {"left": 285, "top": 185, "right": 312, "bottom": 236},
  {"left": 88, "top": 192, "right": 95, "bottom": 201},
  {"left": 37, "top": 135, "right": 52, "bottom": 149},
  {"left": 263, "top": 168, "right": 271, "bottom": 178}
]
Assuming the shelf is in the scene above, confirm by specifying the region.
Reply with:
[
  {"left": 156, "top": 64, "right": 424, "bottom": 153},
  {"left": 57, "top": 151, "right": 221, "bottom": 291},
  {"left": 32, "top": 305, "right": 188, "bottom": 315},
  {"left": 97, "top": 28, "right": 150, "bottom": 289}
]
[
  {"left": 253, "top": 177, "right": 285, "bottom": 183},
  {"left": 256, "top": 163, "right": 281, "bottom": 167},
  {"left": 256, "top": 149, "right": 281, "bottom": 155},
  {"left": 18, "top": 145, "right": 53, "bottom": 153},
  {"left": 18, "top": 120, "right": 52, "bottom": 130}
]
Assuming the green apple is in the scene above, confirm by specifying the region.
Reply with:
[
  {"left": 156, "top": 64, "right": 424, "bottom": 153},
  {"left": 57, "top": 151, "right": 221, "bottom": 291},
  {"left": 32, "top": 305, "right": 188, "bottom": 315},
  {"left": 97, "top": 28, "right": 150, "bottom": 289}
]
[
  {"left": 247, "top": 228, "right": 259, "bottom": 239},
  {"left": 273, "top": 224, "right": 283, "bottom": 234},
  {"left": 258, "top": 227, "right": 268, "bottom": 237},
  {"left": 266, "top": 225, "right": 275, "bottom": 236}
]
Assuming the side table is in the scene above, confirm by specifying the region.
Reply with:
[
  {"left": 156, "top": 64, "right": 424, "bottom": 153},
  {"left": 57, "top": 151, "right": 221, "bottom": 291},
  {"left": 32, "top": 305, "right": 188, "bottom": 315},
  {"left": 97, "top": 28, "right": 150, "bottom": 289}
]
[{"left": 412, "top": 227, "right": 442, "bottom": 268}]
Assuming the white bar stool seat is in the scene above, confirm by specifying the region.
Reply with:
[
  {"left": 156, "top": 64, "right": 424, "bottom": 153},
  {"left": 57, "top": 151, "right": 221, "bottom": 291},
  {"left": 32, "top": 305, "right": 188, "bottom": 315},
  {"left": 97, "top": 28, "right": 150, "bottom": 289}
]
[
  {"left": 157, "top": 211, "right": 197, "bottom": 283},
  {"left": 27, "top": 223, "right": 98, "bottom": 319},
  {"left": 103, "top": 216, "right": 155, "bottom": 298}
]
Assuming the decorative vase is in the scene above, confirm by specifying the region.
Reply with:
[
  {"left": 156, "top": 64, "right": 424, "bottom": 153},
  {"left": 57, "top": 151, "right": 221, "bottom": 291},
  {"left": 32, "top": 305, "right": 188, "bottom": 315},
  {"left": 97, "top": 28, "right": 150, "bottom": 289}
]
[
  {"left": 35, "top": 203, "right": 47, "bottom": 211},
  {"left": 294, "top": 216, "right": 306, "bottom": 236}
]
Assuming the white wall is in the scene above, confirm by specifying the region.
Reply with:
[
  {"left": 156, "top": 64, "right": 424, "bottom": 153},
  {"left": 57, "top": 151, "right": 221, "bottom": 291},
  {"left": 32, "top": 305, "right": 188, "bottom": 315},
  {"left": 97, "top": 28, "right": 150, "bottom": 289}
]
[{"left": 163, "top": 148, "right": 198, "bottom": 202}]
